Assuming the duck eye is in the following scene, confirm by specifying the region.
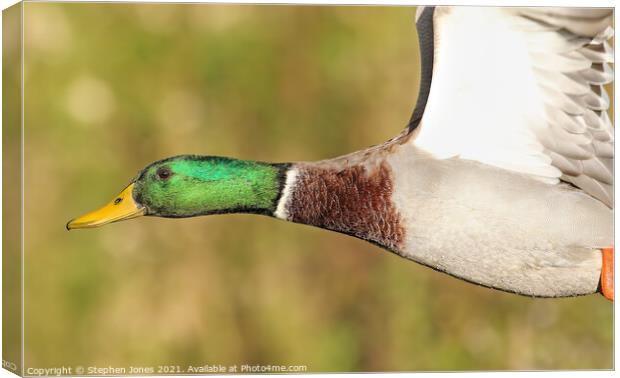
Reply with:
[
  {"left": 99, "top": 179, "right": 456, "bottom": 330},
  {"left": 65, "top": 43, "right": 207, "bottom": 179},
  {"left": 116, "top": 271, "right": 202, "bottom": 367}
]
[{"left": 157, "top": 167, "right": 172, "bottom": 180}]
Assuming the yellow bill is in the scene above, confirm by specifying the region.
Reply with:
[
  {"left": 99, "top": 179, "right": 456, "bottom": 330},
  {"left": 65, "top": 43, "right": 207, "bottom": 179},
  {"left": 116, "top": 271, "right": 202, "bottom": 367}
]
[{"left": 66, "top": 183, "right": 146, "bottom": 230}]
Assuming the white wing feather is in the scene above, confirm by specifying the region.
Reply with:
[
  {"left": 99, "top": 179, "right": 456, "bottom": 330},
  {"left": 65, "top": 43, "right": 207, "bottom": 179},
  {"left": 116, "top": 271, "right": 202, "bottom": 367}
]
[{"left": 412, "top": 7, "right": 613, "bottom": 206}]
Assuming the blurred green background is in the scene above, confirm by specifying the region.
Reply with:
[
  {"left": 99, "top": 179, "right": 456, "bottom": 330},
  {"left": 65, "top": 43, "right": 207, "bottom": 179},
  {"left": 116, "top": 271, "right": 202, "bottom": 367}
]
[{"left": 20, "top": 2, "right": 612, "bottom": 372}]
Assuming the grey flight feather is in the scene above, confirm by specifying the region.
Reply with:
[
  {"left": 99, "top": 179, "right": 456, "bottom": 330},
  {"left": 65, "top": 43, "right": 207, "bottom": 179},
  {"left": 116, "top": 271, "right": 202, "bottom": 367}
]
[{"left": 518, "top": 8, "right": 614, "bottom": 207}]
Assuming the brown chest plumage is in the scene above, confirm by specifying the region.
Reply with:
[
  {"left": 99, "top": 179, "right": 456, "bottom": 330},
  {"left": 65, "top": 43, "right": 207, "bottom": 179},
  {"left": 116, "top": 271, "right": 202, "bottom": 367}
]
[{"left": 287, "top": 162, "right": 405, "bottom": 252}]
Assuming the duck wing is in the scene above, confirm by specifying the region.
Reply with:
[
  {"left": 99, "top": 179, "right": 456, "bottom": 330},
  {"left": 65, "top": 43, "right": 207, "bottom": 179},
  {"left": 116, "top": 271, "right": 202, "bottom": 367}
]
[{"left": 408, "top": 7, "right": 614, "bottom": 207}]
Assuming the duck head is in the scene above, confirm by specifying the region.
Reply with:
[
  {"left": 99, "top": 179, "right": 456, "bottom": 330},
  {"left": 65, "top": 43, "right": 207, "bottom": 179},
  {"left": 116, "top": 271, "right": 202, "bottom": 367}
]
[{"left": 67, "top": 155, "right": 286, "bottom": 229}]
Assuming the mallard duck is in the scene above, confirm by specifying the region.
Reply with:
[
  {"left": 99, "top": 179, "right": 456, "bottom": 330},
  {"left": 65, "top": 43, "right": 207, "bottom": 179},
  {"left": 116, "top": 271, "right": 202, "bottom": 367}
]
[{"left": 68, "top": 7, "right": 614, "bottom": 300}]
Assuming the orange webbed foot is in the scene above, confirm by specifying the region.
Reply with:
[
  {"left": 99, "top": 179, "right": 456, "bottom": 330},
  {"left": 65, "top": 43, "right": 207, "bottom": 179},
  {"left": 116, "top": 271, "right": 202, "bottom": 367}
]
[{"left": 600, "top": 247, "right": 614, "bottom": 301}]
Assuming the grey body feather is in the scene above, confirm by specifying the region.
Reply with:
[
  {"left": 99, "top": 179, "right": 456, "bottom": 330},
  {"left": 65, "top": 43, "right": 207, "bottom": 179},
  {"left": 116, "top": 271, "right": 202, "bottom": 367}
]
[{"left": 387, "top": 144, "right": 611, "bottom": 297}]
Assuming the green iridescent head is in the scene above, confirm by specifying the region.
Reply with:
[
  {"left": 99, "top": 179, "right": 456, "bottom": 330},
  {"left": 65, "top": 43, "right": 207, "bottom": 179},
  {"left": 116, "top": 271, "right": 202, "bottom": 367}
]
[{"left": 67, "top": 155, "right": 287, "bottom": 229}]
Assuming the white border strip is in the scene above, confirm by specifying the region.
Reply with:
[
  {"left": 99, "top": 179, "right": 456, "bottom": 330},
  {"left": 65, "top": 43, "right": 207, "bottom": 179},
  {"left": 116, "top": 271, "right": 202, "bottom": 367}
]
[
  {"left": 20, "top": 1, "right": 25, "bottom": 375},
  {"left": 274, "top": 167, "right": 298, "bottom": 220}
]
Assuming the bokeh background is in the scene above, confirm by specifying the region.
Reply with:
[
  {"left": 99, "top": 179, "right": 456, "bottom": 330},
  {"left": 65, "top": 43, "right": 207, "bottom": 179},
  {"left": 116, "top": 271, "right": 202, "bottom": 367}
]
[{"left": 17, "top": 2, "right": 613, "bottom": 372}]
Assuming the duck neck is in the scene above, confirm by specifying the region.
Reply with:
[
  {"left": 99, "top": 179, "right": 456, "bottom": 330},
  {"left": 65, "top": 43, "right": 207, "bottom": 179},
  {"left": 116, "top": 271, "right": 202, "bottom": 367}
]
[{"left": 205, "top": 159, "right": 290, "bottom": 216}]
